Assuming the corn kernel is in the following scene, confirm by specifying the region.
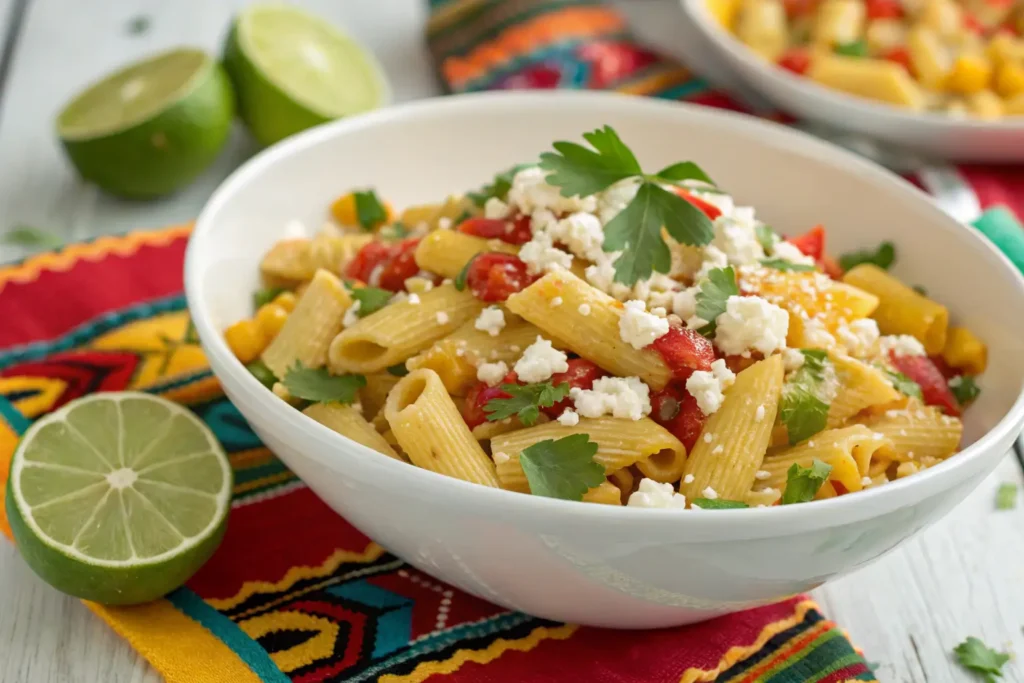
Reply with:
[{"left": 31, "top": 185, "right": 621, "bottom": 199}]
[
  {"left": 966, "top": 89, "right": 1004, "bottom": 118},
  {"left": 995, "top": 60, "right": 1024, "bottom": 97},
  {"left": 224, "top": 320, "right": 268, "bottom": 363},
  {"left": 985, "top": 32, "right": 1024, "bottom": 66},
  {"left": 255, "top": 304, "right": 289, "bottom": 340},
  {"left": 945, "top": 53, "right": 992, "bottom": 93},
  {"left": 272, "top": 291, "right": 297, "bottom": 312}
]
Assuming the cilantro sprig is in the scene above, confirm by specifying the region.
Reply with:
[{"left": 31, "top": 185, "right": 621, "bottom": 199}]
[
  {"left": 755, "top": 225, "right": 780, "bottom": 251},
  {"left": 694, "top": 266, "right": 738, "bottom": 336},
  {"left": 519, "top": 433, "right": 604, "bottom": 500},
  {"left": 781, "top": 459, "right": 833, "bottom": 505},
  {"left": 484, "top": 381, "right": 569, "bottom": 426},
  {"left": 885, "top": 369, "right": 923, "bottom": 399},
  {"left": 350, "top": 286, "right": 393, "bottom": 317},
  {"left": 454, "top": 254, "right": 478, "bottom": 292},
  {"left": 692, "top": 498, "right": 749, "bottom": 509},
  {"left": 283, "top": 362, "right": 366, "bottom": 404},
  {"left": 246, "top": 359, "right": 277, "bottom": 389},
  {"left": 353, "top": 190, "right": 388, "bottom": 231},
  {"left": 949, "top": 375, "right": 981, "bottom": 406},
  {"left": 539, "top": 126, "right": 716, "bottom": 285},
  {"left": 780, "top": 349, "right": 832, "bottom": 445},
  {"left": 953, "top": 636, "right": 1010, "bottom": 682},
  {"left": 760, "top": 258, "right": 816, "bottom": 272},
  {"left": 467, "top": 163, "right": 530, "bottom": 207},
  {"left": 839, "top": 241, "right": 895, "bottom": 272}
]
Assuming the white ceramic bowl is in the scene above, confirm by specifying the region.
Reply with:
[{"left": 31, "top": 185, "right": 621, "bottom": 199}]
[
  {"left": 675, "top": 0, "right": 1024, "bottom": 162},
  {"left": 186, "top": 91, "right": 1024, "bottom": 628}
]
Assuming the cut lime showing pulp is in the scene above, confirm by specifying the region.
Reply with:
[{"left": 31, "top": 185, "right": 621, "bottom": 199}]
[
  {"left": 56, "top": 48, "right": 235, "bottom": 199},
  {"left": 223, "top": 4, "right": 390, "bottom": 147},
  {"left": 6, "top": 393, "right": 231, "bottom": 605}
]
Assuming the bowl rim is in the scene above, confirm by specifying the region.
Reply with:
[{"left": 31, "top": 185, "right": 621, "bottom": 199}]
[
  {"left": 186, "top": 89, "right": 1024, "bottom": 530},
  {"left": 680, "top": 0, "right": 1024, "bottom": 132}
]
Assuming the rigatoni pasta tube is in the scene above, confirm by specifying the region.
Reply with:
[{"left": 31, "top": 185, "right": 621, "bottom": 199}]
[
  {"left": 858, "top": 404, "right": 962, "bottom": 461},
  {"left": 414, "top": 230, "right": 518, "bottom": 279},
  {"left": 329, "top": 284, "right": 484, "bottom": 374},
  {"left": 261, "top": 269, "right": 352, "bottom": 379},
  {"left": 679, "top": 354, "right": 783, "bottom": 502},
  {"left": 384, "top": 369, "right": 499, "bottom": 487},
  {"left": 359, "top": 372, "right": 402, "bottom": 422},
  {"left": 942, "top": 326, "right": 987, "bottom": 375},
  {"left": 303, "top": 403, "right": 401, "bottom": 460},
  {"left": 490, "top": 418, "right": 684, "bottom": 493},
  {"left": 505, "top": 268, "right": 673, "bottom": 390},
  {"left": 828, "top": 353, "right": 903, "bottom": 427},
  {"left": 759, "top": 425, "right": 897, "bottom": 495},
  {"left": 842, "top": 264, "right": 948, "bottom": 354},
  {"left": 582, "top": 481, "right": 622, "bottom": 505}
]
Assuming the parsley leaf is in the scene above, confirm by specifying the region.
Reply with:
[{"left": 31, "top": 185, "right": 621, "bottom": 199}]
[
  {"left": 953, "top": 637, "right": 1010, "bottom": 681},
  {"left": 467, "top": 163, "right": 530, "bottom": 207},
  {"left": 781, "top": 459, "right": 833, "bottom": 504},
  {"left": 253, "top": 286, "right": 286, "bottom": 310},
  {"left": 885, "top": 369, "right": 923, "bottom": 399},
  {"left": 246, "top": 359, "right": 277, "bottom": 389},
  {"left": 353, "top": 190, "right": 388, "bottom": 231},
  {"left": 540, "top": 126, "right": 642, "bottom": 196},
  {"left": 350, "top": 286, "right": 392, "bottom": 317},
  {"left": 484, "top": 382, "right": 569, "bottom": 426},
  {"left": 760, "top": 258, "right": 816, "bottom": 272},
  {"left": 834, "top": 39, "right": 869, "bottom": 57},
  {"left": 755, "top": 224, "right": 781, "bottom": 251},
  {"left": 2, "top": 225, "right": 63, "bottom": 250},
  {"left": 691, "top": 498, "right": 749, "bottom": 509},
  {"left": 519, "top": 433, "right": 604, "bottom": 500},
  {"left": 454, "top": 254, "right": 478, "bottom": 292},
  {"left": 283, "top": 362, "right": 365, "bottom": 404},
  {"left": 996, "top": 482, "right": 1017, "bottom": 510},
  {"left": 654, "top": 161, "right": 717, "bottom": 186},
  {"left": 839, "top": 241, "right": 895, "bottom": 272},
  {"left": 780, "top": 349, "right": 831, "bottom": 445},
  {"left": 694, "top": 266, "right": 738, "bottom": 336},
  {"left": 949, "top": 375, "right": 981, "bottom": 406}
]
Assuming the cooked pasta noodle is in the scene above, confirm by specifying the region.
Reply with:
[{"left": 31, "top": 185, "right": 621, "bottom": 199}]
[
  {"left": 842, "top": 264, "right": 949, "bottom": 354},
  {"left": 303, "top": 403, "right": 401, "bottom": 460}
]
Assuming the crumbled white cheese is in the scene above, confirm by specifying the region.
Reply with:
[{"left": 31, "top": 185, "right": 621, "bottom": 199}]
[
  {"left": 518, "top": 231, "right": 573, "bottom": 275},
  {"left": 550, "top": 297, "right": 563, "bottom": 307},
  {"left": 703, "top": 433, "right": 715, "bottom": 443},
  {"left": 712, "top": 444, "right": 724, "bottom": 454},
  {"left": 685, "top": 359, "right": 737, "bottom": 415},
  {"left": 861, "top": 476, "right": 873, "bottom": 487},
  {"left": 702, "top": 486, "right": 719, "bottom": 500},
  {"left": 619, "top": 300, "right": 670, "bottom": 350},
  {"left": 493, "top": 451, "right": 510, "bottom": 465},
  {"left": 367, "top": 263, "right": 386, "bottom": 287},
  {"left": 878, "top": 334, "right": 926, "bottom": 358},
  {"left": 714, "top": 296, "right": 789, "bottom": 356},
  {"left": 484, "top": 197, "right": 511, "bottom": 219},
  {"left": 408, "top": 293, "right": 421, "bottom": 305},
  {"left": 836, "top": 318, "right": 880, "bottom": 357},
  {"left": 671, "top": 286, "right": 700, "bottom": 322},
  {"left": 627, "top": 478, "right": 687, "bottom": 509},
  {"left": 755, "top": 404, "right": 766, "bottom": 422},
  {"left": 437, "top": 217, "right": 453, "bottom": 231},
  {"left": 771, "top": 240, "right": 815, "bottom": 265},
  {"left": 695, "top": 245, "right": 729, "bottom": 279},
  {"left": 712, "top": 216, "right": 765, "bottom": 266},
  {"left": 578, "top": 303, "right": 592, "bottom": 316},
  {"left": 514, "top": 336, "right": 568, "bottom": 383},
  {"left": 597, "top": 178, "right": 640, "bottom": 225},
  {"left": 548, "top": 212, "right": 605, "bottom": 261},
  {"left": 508, "top": 166, "right": 597, "bottom": 215},
  {"left": 683, "top": 474, "right": 695, "bottom": 484},
  {"left": 782, "top": 348, "right": 805, "bottom": 372},
  {"left": 474, "top": 306, "right": 506, "bottom": 337},
  {"left": 435, "top": 311, "right": 450, "bottom": 325},
  {"left": 801, "top": 318, "right": 837, "bottom": 349},
  {"left": 343, "top": 300, "right": 362, "bottom": 327},
  {"left": 571, "top": 376, "right": 651, "bottom": 420},
  {"left": 754, "top": 470, "right": 771, "bottom": 480},
  {"left": 476, "top": 361, "right": 508, "bottom": 387},
  {"left": 557, "top": 409, "right": 580, "bottom": 426}
]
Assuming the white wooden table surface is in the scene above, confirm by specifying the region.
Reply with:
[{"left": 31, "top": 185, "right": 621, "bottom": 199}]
[{"left": 1, "top": 1, "right": 1022, "bottom": 681}]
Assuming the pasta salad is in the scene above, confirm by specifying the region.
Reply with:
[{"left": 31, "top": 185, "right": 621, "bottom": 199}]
[{"left": 224, "top": 126, "right": 985, "bottom": 509}]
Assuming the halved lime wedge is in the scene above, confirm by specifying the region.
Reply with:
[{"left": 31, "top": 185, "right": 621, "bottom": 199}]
[
  {"left": 223, "top": 4, "right": 390, "bottom": 147},
  {"left": 56, "top": 48, "right": 235, "bottom": 199},
  {"left": 6, "top": 393, "right": 231, "bottom": 605}
]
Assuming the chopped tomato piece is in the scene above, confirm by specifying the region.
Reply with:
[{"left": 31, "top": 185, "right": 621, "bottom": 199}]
[
  {"left": 543, "top": 359, "right": 606, "bottom": 417},
  {"left": 890, "top": 352, "right": 960, "bottom": 416},
  {"left": 345, "top": 241, "right": 392, "bottom": 284},
  {"left": 673, "top": 188, "right": 723, "bottom": 220},
  {"left": 783, "top": 0, "right": 817, "bottom": 16},
  {"left": 458, "top": 215, "right": 533, "bottom": 245},
  {"left": 650, "top": 327, "right": 715, "bottom": 381},
  {"left": 832, "top": 481, "right": 850, "bottom": 496},
  {"left": 820, "top": 254, "right": 844, "bottom": 279},
  {"left": 462, "top": 371, "right": 518, "bottom": 428},
  {"left": 778, "top": 48, "right": 812, "bottom": 75},
  {"left": 466, "top": 253, "right": 538, "bottom": 302},
  {"left": 787, "top": 224, "right": 825, "bottom": 262},
  {"left": 882, "top": 46, "right": 914, "bottom": 75},
  {"left": 650, "top": 384, "right": 707, "bottom": 451},
  {"left": 963, "top": 12, "right": 983, "bottom": 32},
  {"left": 376, "top": 238, "right": 421, "bottom": 291},
  {"left": 928, "top": 354, "right": 959, "bottom": 380},
  {"left": 866, "top": 0, "right": 903, "bottom": 19}
]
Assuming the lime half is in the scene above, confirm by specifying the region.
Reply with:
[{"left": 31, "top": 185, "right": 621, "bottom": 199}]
[
  {"left": 57, "top": 48, "right": 235, "bottom": 199},
  {"left": 6, "top": 393, "right": 231, "bottom": 605},
  {"left": 223, "top": 4, "right": 390, "bottom": 147}
]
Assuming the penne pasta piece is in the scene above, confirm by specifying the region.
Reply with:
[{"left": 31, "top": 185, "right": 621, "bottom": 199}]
[
  {"left": 491, "top": 418, "right": 684, "bottom": 493},
  {"left": 635, "top": 442, "right": 690, "bottom": 484},
  {"left": 261, "top": 269, "right": 352, "bottom": 379},
  {"left": 812, "top": 0, "right": 865, "bottom": 46},
  {"left": 329, "top": 284, "right": 485, "bottom": 374},
  {"left": 828, "top": 352, "right": 903, "bottom": 427},
  {"left": 505, "top": 268, "right": 673, "bottom": 390},
  {"left": 608, "top": 467, "right": 637, "bottom": 504},
  {"left": 582, "top": 481, "right": 623, "bottom": 505},
  {"left": 735, "top": 0, "right": 790, "bottom": 61},
  {"left": 385, "top": 369, "right": 499, "bottom": 487},
  {"left": 399, "top": 194, "right": 476, "bottom": 231},
  {"left": 857, "top": 403, "right": 963, "bottom": 461},
  {"left": 679, "top": 355, "right": 784, "bottom": 501},
  {"left": 809, "top": 54, "right": 927, "bottom": 109},
  {"left": 303, "top": 403, "right": 401, "bottom": 460},
  {"left": 941, "top": 326, "right": 987, "bottom": 375},
  {"left": 260, "top": 238, "right": 313, "bottom": 287},
  {"left": 413, "top": 230, "right": 519, "bottom": 279},
  {"left": 743, "top": 487, "right": 781, "bottom": 507},
  {"left": 309, "top": 232, "right": 375, "bottom": 277},
  {"left": 759, "top": 425, "right": 897, "bottom": 495},
  {"left": 470, "top": 413, "right": 548, "bottom": 441},
  {"left": 359, "top": 372, "right": 403, "bottom": 422},
  {"left": 842, "top": 264, "right": 949, "bottom": 354}
]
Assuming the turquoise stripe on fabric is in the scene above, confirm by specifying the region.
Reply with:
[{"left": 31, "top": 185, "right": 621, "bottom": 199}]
[
  {"left": 167, "top": 588, "right": 290, "bottom": 683},
  {"left": 0, "top": 396, "right": 30, "bottom": 435},
  {"left": 656, "top": 78, "right": 710, "bottom": 100}
]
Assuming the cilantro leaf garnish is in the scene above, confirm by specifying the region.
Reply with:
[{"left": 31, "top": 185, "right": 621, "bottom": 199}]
[
  {"left": 1, "top": 225, "right": 63, "bottom": 250},
  {"left": 953, "top": 636, "right": 1010, "bottom": 682},
  {"left": 838, "top": 241, "right": 895, "bottom": 272},
  {"left": 781, "top": 459, "right": 833, "bottom": 504},
  {"left": 540, "top": 126, "right": 715, "bottom": 285},
  {"left": 484, "top": 381, "right": 570, "bottom": 426},
  {"left": 885, "top": 369, "right": 923, "bottom": 399},
  {"left": 654, "top": 161, "right": 716, "bottom": 186},
  {"left": 467, "top": 163, "right": 530, "bottom": 207},
  {"left": 253, "top": 286, "right": 286, "bottom": 310},
  {"left": 834, "top": 39, "right": 869, "bottom": 57},
  {"left": 691, "top": 498, "right": 749, "bottom": 509},
  {"left": 454, "top": 254, "right": 478, "bottom": 292},
  {"left": 780, "top": 349, "right": 831, "bottom": 445},
  {"left": 353, "top": 190, "right": 388, "bottom": 231},
  {"left": 387, "top": 363, "right": 409, "bottom": 377},
  {"left": 350, "top": 286, "right": 393, "bottom": 317},
  {"left": 694, "top": 266, "right": 738, "bottom": 336},
  {"left": 246, "top": 359, "right": 277, "bottom": 389},
  {"left": 949, "top": 375, "right": 981, "bottom": 406},
  {"left": 519, "top": 433, "right": 604, "bottom": 500},
  {"left": 760, "top": 258, "right": 816, "bottom": 272},
  {"left": 283, "top": 362, "right": 365, "bottom": 404},
  {"left": 996, "top": 482, "right": 1017, "bottom": 510},
  {"left": 755, "top": 224, "right": 781, "bottom": 251}
]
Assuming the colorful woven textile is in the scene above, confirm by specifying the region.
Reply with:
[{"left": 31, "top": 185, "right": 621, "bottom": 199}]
[{"left": 0, "top": 232, "right": 882, "bottom": 683}]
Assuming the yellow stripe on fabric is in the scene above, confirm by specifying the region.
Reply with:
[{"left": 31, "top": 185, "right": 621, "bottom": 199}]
[
  {"left": 85, "top": 599, "right": 263, "bottom": 683},
  {"left": 679, "top": 600, "right": 817, "bottom": 683},
  {"left": 234, "top": 471, "right": 296, "bottom": 496},
  {"left": 0, "top": 418, "right": 17, "bottom": 539},
  {"left": 379, "top": 623, "right": 578, "bottom": 683},
  {"left": 427, "top": 0, "right": 488, "bottom": 33},
  {"left": 617, "top": 68, "right": 693, "bottom": 96},
  {"left": 230, "top": 447, "right": 278, "bottom": 470}
]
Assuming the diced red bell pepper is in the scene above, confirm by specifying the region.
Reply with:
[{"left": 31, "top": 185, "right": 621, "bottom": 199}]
[
  {"left": 890, "top": 352, "right": 961, "bottom": 416},
  {"left": 787, "top": 224, "right": 826, "bottom": 262},
  {"left": 866, "top": 0, "right": 903, "bottom": 19},
  {"left": 458, "top": 215, "right": 533, "bottom": 245},
  {"left": 882, "top": 46, "right": 914, "bottom": 76},
  {"left": 650, "top": 326, "right": 715, "bottom": 381},
  {"left": 465, "top": 253, "right": 538, "bottom": 302},
  {"left": 650, "top": 384, "right": 707, "bottom": 452},
  {"left": 673, "top": 188, "right": 723, "bottom": 220},
  {"left": 778, "top": 48, "right": 812, "bottom": 75},
  {"left": 543, "top": 359, "right": 606, "bottom": 417}
]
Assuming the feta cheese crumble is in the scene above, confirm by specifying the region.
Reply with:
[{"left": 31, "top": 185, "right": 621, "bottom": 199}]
[
  {"left": 683, "top": 474, "right": 695, "bottom": 484},
  {"left": 408, "top": 293, "right": 421, "bottom": 305},
  {"left": 627, "top": 478, "right": 687, "bottom": 509},
  {"left": 518, "top": 231, "right": 573, "bottom": 275},
  {"left": 771, "top": 240, "right": 815, "bottom": 265},
  {"left": 343, "top": 300, "right": 361, "bottom": 327},
  {"left": 571, "top": 376, "right": 651, "bottom": 420},
  {"left": 878, "top": 334, "right": 926, "bottom": 358},
  {"left": 476, "top": 361, "right": 508, "bottom": 387},
  {"left": 702, "top": 486, "right": 719, "bottom": 500},
  {"left": 484, "top": 197, "right": 510, "bottom": 219},
  {"left": 836, "top": 318, "right": 880, "bottom": 356},
  {"left": 548, "top": 212, "right": 605, "bottom": 261},
  {"left": 712, "top": 217, "right": 765, "bottom": 266},
  {"left": 557, "top": 409, "right": 580, "bottom": 426},
  {"left": 619, "top": 300, "right": 670, "bottom": 350},
  {"left": 508, "top": 166, "right": 598, "bottom": 215},
  {"left": 514, "top": 336, "right": 568, "bottom": 383},
  {"left": 714, "top": 296, "right": 790, "bottom": 356},
  {"left": 685, "top": 359, "right": 737, "bottom": 415},
  {"left": 493, "top": 451, "right": 510, "bottom": 465},
  {"left": 578, "top": 303, "right": 592, "bottom": 316},
  {"left": 435, "top": 312, "right": 449, "bottom": 325},
  {"left": 474, "top": 306, "right": 506, "bottom": 337}
]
